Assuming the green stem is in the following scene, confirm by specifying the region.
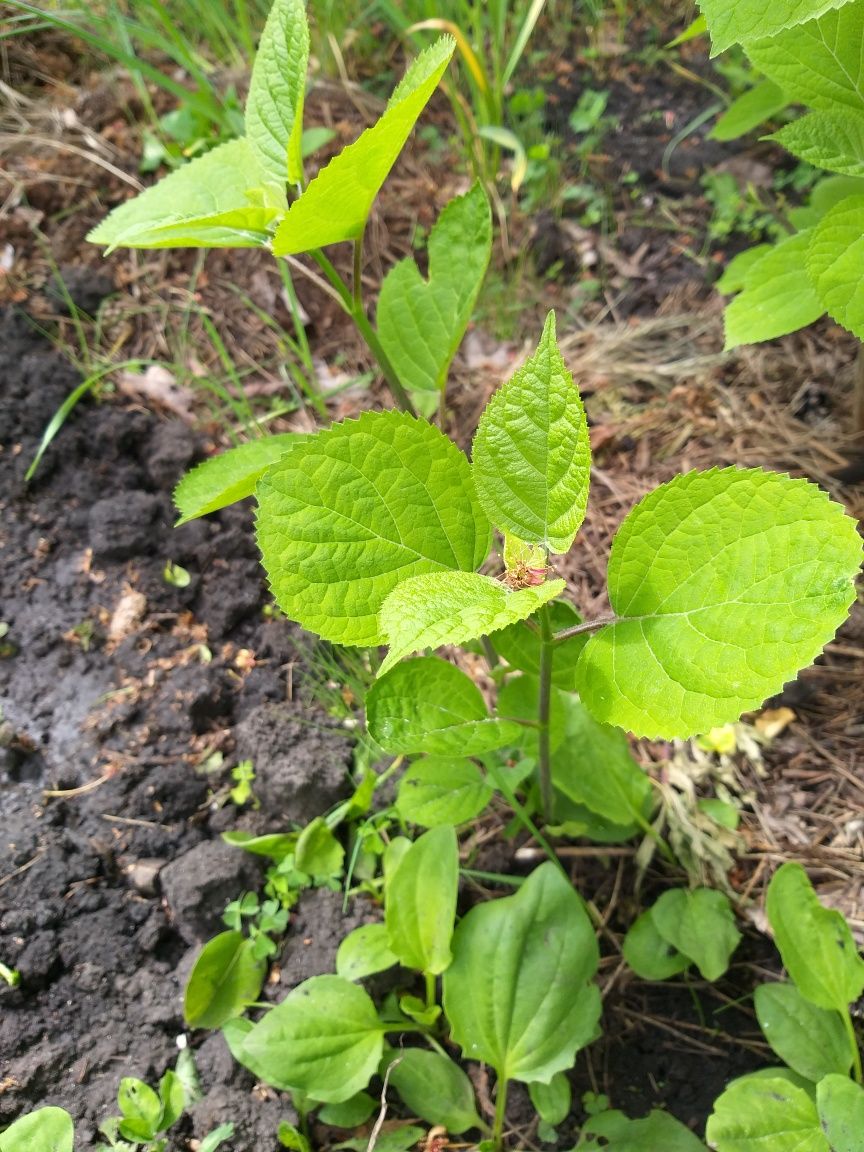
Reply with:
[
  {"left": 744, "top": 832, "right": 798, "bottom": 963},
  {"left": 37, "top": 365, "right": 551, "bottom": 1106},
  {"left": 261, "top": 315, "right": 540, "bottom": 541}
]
[
  {"left": 352, "top": 232, "right": 364, "bottom": 311},
  {"left": 553, "top": 615, "right": 617, "bottom": 644},
  {"left": 481, "top": 635, "right": 500, "bottom": 670},
  {"left": 484, "top": 760, "right": 567, "bottom": 881},
  {"left": 492, "top": 1076, "right": 509, "bottom": 1150},
  {"left": 425, "top": 971, "right": 437, "bottom": 1012},
  {"left": 309, "top": 248, "right": 416, "bottom": 416},
  {"left": 538, "top": 605, "right": 554, "bottom": 824},
  {"left": 843, "top": 1008, "right": 863, "bottom": 1083}
]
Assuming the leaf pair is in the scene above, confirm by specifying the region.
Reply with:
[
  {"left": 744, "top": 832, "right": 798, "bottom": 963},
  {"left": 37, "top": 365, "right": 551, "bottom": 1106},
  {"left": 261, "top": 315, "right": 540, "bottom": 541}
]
[
  {"left": 624, "top": 888, "right": 741, "bottom": 981},
  {"left": 89, "top": 0, "right": 455, "bottom": 257}
]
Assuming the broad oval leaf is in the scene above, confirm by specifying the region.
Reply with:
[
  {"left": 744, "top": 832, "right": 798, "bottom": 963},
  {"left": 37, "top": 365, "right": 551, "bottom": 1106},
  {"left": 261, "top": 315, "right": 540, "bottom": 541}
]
[
  {"left": 88, "top": 139, "right": 284, "bottom": 252},
  {"left": 806, "top": 193, "right": 864, "bottom": 340},
  {"left": 583, "top": 1108, "right": 706, "bottom": 1151},
  {"left": 366, "top": 656, "right": 522, "bottom": 756},
  {"left": 529, "top": 1073, "right": 571, "bottom": 1126},
  {"left": 174, "top": 434, "right": 300, "bottom": 524},
  {"left": 766, "top": 862, "right": 864, "bottom": 1013},
  {"left": 716, "top": 245, "right": 773, "bottom": 294},
  {"left": 245, "top": 0, "right": 309, "bottom": 186},
  {"left": 396, "top": 756, "right": 493, "bottom": 827},
  {"left": 388, "top": 1048, "right": 485, "bottom": 1134},
  {"left": 754, "top": 983, "right": 851, "bottom": 1081},
  {"left": 377, "top": 182, "right": 492, "bottom": 393},
  {"left": 256, "top": 412, "right": 490, "bottom": 646},
  {"left": 650, "top": 888, "right": 741, "bottom": 981},
  {"left": 240, "top": 974, "right": 385, "bottom": 1102},
  {"left": 772, "top": 111, "right": 864, "bottom": 178},
  {"left": 574, "top": 468, "right": 862, "bottom": 739},
  {"left": 698, "top": 0, "right": 851, "bottom": 55},
  {"left": 497, "top": 675, "right": 570, "bottom": 755},
  {"left": 816, "top": 1074, "right": 864, "bottom": 1152},
  {"left": 184, "top": 929, "right": 267, "bottom": 1030},
  {"left": 723, "top": 230, "right": 824, "bottom": 349},
  {"left": 385, "top": 824, "right": 458, "bottom": 975},
  {"left": 0, "top": 1107, "right": 74, "bottom": 1152},
  {"left": 378, "top": 570, "right": 564, "bottom": 675},
  {"left": 710, "top": 80, "right": 789, "bottom": 141},
  {"left": 705, "top": 1073, "right": 828, "bottom": 1152},
  {"left": 550, "top": 695, "right": 651, "bottom": 828},
  {"left": 442, "top": 861, "right": 600, "bottom": 1084},
  {"left": 273, "top": 37, "right": 455, "bottom": 254},
  {"left": 336, "top": 923, "right": 399, "bottom": 981},
  {"left": 746, "top": 5, "right": 864, "bottom": 112},
  {"left": 622, "top": 909, "right": 690, "bottom": 981},
  {"left": 472, "top": 312, "right": 591, "bottom": 554}
]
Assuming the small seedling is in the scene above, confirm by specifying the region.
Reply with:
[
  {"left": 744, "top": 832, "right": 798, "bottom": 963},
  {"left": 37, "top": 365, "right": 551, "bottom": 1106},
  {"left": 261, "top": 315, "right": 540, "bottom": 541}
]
[{"left": 162, "top": 560, "right": 191, "bottom": 588}]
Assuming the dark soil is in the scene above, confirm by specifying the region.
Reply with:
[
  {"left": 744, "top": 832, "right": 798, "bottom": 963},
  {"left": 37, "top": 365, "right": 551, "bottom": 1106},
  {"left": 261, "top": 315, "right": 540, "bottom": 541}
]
[{"left": 0, "top": 301, "right": 356, "bottom": 1148}]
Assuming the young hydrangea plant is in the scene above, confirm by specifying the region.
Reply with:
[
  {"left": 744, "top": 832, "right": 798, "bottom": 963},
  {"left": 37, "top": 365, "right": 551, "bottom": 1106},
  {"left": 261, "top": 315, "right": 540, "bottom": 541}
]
[{"left": 175, "top": 311, "right": 862, "bottom": 818}]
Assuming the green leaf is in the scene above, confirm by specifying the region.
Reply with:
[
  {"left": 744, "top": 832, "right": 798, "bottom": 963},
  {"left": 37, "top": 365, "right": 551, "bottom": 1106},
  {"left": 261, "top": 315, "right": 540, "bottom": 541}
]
[
  {"left": 221, "top": 829, "right": 296, "bottom": 860},
  {"left": 318, "top": 1092, "right": 377, "bottom": 1128},
  {"left": 772, "top": 111, "right": 864, "bottom": 177},
  {"left": 295, "top": 817, "right": 344, "bottom": 882},
  {"left": 199, "top": 1124, "right": 235, "bottom": 1152},
  {"left": 174, "top": 434, "right": 300, "bottom": 524},
  {"left": 705, "top": 1074, "right": 828, "bottom": 1151},
  {"left": 240, "top": 974, "right": 385, "bottom": 1102},
  {"left": 699, "top": 0, "right": 853, "bottom": 55},
  {"left": 336, "top": 923, "right": 399, "bottom": 981},
  {"left": 472, "top": 312, "right": 591, "bottom": 554},
  {"left": 378, "top": 570, "right": 565, "bottom": 675},
  {"left": 0, "top": 1108, "right": 74, "bottom": 1152},
  {"left": 723, "top": 231, "right": 824, "bottom": 348},
  {"left": 710, "top": 80, "right": 789, "bottom": 141},
  {"left": 389, "top": 1048, "right": 484, "bottom": 1134},
  {"left": 807, "top": 193, "right": 864, "bottom": 339},
  {"left": 245, "top": 0, "right": 309, "bottom": 186},
  {"left": 118, "top": 1079, "right": 162, "bottom": 1141},
  {"left": 550, "top": 695, "right": 651, "bottom": 828},
  {"left": 622, "top": 910, "right": 691, "bottom": 981},
  {"left": 766, "top": 862, "right": 864, "bottom": 1013},
  {"left": 88, "top": 139, "right": 284, "bottom": 252},
  {"left": 650, "top": 888, "right": 741, "bottom": 981},
  {"left": 442, "top": 862, "right": 600, "bottom": 1084},
  {"left": 754, "top": 983, "right": 852, "bottom": 1081},
  {"left": 385, "top": 824, "right": 458, "bottom": 975},
  {"left": 817, "top": 1075, "right": 864, "bottom": 1152},
  {"left": 715, "top": 245, "right": 773, "bottom": 294},
  {"left": 183, "top": 930, "right": 266, "bottom": 1030},
  {"left": 529, "top": 1073, "right": 571, "bottom": 1126},
  {"left": 574, "top": 468, "right": 862, "bottom": 739},
  {"left": 493, "top": 598, "right": 587, "bottom": 689},
  {"left": 273, "top": 37, "right": 455, "bottom": 254},
  {"left": 367, "top": 656, "right": 523, "bottom": 756},
  {"left": 157, "top": 1069, "right": 186, "bottom": 1131},
  {"left": 583, "top": 1108, "right": 706, "bottom": 1150},
  {"left": 334, "top": 1126, "right": 425, "bottom": 1152},
  {"left": 256, "top": 412, "right": 490, "bottom": 646},
  {"left": 377, "top": 182, "right": 492, "bottom": 393},
  {"left": 396, "top": 756, "right": 493, "bottom": 827},
  {"left": 747, "top": 5, "right": 864, "bottom": 112}
]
